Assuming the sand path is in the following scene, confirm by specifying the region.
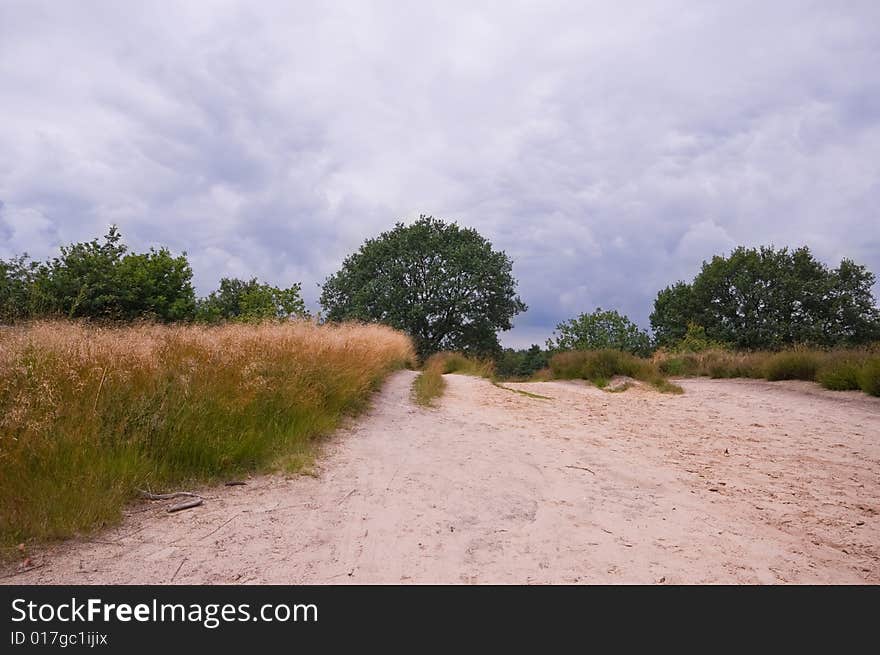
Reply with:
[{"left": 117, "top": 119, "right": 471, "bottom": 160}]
[{"left": 5, "top": 371, "right": 879, "bottom": 584}]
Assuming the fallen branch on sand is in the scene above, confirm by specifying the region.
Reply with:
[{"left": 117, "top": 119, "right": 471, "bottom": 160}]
[
  {"left": 138, "top": 489, "right": 202, "bottom": 501},
  {"left": 167, "top": 499, "right": 203, "bottom": 513},
  {"left": 137, "top": 489, "right": 204, "bottom": 512},
  {"left": 170, "top": 557, "right": 187, "bottom": 582},
  {"left": 199, "top": 515, "right": 238, "bottom": 541},
  {"left": 565, "top": 465, "right": 596, "bottom": 475},
  {"left": 0, "top": 563, "right": 45, "bottom": 579}
]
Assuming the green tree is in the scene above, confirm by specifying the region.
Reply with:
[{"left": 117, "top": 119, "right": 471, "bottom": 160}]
[
  {"left": 320, "top": 215, "right": 526, "bottom": 357},
  {"left": 547, "top": 308, "right": 652, "bottom": 356},
  {"left": 649, "top": 281, "right": 694, "bottom": 347},
  {"left": 0, "top": 254, "right": 51, "bottom": 322},
  {"left": 495, "top": 344, "right": 549, "bottom": 378},
  {"left": 650, "top": 246, "right": 880, "bottom": 349},
  {"left": 115, "top": 248, "right": 196, "bottom": 321},
  {"left": 196, "top": 277, "right": 308, "bottom": 322},
  {"left": 518, "top": 344, "right": 549, "bottom": 376},
  {"left": 1, "top": 226, "right": 197, "bottom": 323},
  {"left": 822, "top": 259, "right": 880, "bottom": 345},
  {"left": 42, "top": 226, "right": 128, "bottom": 318}
]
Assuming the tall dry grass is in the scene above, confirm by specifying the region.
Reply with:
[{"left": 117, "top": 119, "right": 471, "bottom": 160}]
[
  {"left": 652, "top": 346, "right": 880, "bottom": 396},
  {"left": 0, "top": 320, "right": 414, "bottom": 552}
]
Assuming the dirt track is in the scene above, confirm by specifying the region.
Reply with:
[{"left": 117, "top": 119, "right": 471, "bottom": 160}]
[{"left": 5, "top": 371, "right": 879, "bottom": 584}]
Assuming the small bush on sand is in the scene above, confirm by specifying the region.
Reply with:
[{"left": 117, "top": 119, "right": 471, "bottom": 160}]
[
  {"left": 530, "top": 367, "right": 554, "bottom": 381},
  {"left": 655, "top": 349, "right": 765, "bottom": 379}
]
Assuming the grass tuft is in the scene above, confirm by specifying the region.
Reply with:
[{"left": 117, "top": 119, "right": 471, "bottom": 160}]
[{"left": 412, "top": 367, "right": 447, "bottom": 406}]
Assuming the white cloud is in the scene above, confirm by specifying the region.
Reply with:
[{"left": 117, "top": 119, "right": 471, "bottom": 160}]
[{"left": 0, "top": 0, "right": 877, "bottom": 345}]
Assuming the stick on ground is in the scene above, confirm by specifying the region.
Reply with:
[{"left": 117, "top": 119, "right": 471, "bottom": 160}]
[
  {"left": 138, "top": 489, "right": 202, "bottom": 501},
  {"left": 167, "top": 498, "right": 203, "bottom": 513}
]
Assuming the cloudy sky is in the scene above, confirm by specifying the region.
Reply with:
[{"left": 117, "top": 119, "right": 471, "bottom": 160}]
[{"left": 1, "top": 1, "right": 878, "bottom": 346}]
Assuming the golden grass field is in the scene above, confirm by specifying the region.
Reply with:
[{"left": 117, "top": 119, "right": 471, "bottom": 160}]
[{"left": 0, "top": 320, "right": 414, "bottom": 554}]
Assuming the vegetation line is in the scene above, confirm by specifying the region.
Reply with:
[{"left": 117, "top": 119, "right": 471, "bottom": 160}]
[{"left": 653, "top": 338, "right": 880, "bottom": 396}]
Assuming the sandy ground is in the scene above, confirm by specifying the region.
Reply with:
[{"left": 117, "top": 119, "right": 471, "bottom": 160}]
[{"left": 4, "top": 371, "right": 879, "bottom": 584}]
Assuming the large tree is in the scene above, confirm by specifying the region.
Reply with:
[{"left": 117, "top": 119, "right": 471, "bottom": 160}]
[
  {"left": 650, "top": 245, "right": 880, "bottom": 349},
  {"left": 320, "top": 215, "right": 526, "bottom": 357}
]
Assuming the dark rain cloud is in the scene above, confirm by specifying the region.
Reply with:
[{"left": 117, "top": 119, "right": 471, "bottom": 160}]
[{"left": 1, "top": 1, "right": 878, "bottom": 346}]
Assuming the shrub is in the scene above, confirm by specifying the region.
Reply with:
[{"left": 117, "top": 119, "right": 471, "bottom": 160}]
[
  {"left": 652, "top": 344, "right": 880, "bottom": 397},
  {"left": 550, "top": 349, "right": 643, "bottom": 381},
  {"left": 549, "top": 349, "right": 680, "bottom": 393},
  {"left": 658, "top": 355, "right": 700, "bottom": 376},
  {"left": 427, "top": 352, "right": 494, "bottom": 377},
  {"left": 817, "top": 358, "right": 863, "bottom": 391},
  {"left": 763, "top": 352, "right": 823, "bottom": 381},
  {"left": 859, "top": 358, "right": 880, "bottom": 396}
]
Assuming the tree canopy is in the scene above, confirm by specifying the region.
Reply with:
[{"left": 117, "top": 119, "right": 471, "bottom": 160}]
[
  {"left": 320, "top": 215, "right": 526, "bottom": 357},
  {"left": 547, "top": 307, "right": 652, "bottom": 356},
  {"left": 650, "top": 246, "right": 880, "bottom": 349},
  {"left": 1, "top": 227, "right": 196, "bottom": 322},
  {"left": 0, "top": 227, "right": 306, "bottom": 325},
  {"left": 196, "top": 277, "right": 308, "bottom": 322},
  {"left": 495, "top": 344, "right": 550, "bottom": 378}
]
